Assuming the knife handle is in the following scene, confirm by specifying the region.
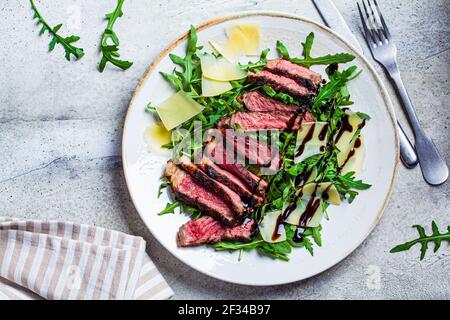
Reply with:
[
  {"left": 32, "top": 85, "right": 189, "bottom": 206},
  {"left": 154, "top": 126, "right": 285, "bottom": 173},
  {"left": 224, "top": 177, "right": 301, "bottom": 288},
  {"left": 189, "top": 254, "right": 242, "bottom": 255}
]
[{"left": 398, "top": 121, "right": 418, "bottom": 168}]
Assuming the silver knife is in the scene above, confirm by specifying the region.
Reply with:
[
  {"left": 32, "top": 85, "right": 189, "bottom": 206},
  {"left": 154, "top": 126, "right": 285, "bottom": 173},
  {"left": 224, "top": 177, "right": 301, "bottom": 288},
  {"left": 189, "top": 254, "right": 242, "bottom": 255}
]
[{"left": 312, "top": 0, "right": 418, "bottom": 168}]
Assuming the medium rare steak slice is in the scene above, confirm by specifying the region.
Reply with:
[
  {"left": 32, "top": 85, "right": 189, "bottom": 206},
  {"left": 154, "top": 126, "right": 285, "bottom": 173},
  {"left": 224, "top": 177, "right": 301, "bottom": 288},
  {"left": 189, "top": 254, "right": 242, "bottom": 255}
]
[
  {"left": 265, "top": 59, "right": 322, "bottom": 91},
  {"left": 223, "top": 129, "right": 281, "bottom": 173},
  {"left": 228, "top": 110, "right": 314, "bottom": 131},
  {"left": 178, "top": 156, "right": 248, "bottom": 218},
  {"left": 177, "top": 216, "right": 257, "bottom": 247},
  {"left": 241, "top": 91, "right": 300, "bottom": 113},
  {"left": 248, "top": 70, "right": 316, "bottom": 99},
  {"left": 205, "top": 140, "right": 268, "bottom": 197},
  {"left": 199, "top": 157, "right": 264, "bottom": 207},
  {"left": 165, "top": 161, "right": 237, "bottom": 226}
]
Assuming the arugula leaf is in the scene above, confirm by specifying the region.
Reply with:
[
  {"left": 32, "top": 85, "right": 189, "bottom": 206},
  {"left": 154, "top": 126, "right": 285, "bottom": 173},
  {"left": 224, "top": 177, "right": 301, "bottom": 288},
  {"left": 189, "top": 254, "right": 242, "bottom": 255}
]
[
  {"left": 356, "top": 112, "right": 371, "bottom": 120},
  {"left": 301, "top": 32, "right": 314, "bottom": 59},
  {"left": 161, "top": 26, "right": 202, "bottom": 94},
  {"left": 99, "top": 0, "right": 133, "bottom": 72},
  {"left": 276, "top": 41, "right": 290, "bottom": 59},
  {"left": 30, "top": 0, "right": 84, "bottom": 61},
  {"left": 313, "top": 66, "right": 361, "bottom": 114},
  {"left": 240, "top": 48, "right": 270, "bottom": 72},
  {"left": 275, "top": 34, "right": 355, "bottom": 68},
  {"left": 260, "top": 86, "right": 300, "bottom": 106},
  {"left": 390, "top": 221, "right": 450, "bottom": 260},
  {"left": 158, "top": 201, "right": 181, "bottom": 215},
  {"left": 337, "top": 171, "right": 371, "bottom": 190},
  {"left": 291, "top": 53, "right": 355, "bottom": 68},
  {"left": 157, "top": 181, "right": 169, "bottom": 198}
]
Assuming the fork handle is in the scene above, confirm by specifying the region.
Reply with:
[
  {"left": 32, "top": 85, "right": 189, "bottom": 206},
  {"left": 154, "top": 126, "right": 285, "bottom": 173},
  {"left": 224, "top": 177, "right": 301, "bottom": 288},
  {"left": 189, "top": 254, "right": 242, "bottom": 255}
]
[
  {"left": 389, "top": 70, "right": 449, "bottom": 185},
  {"left": 398, "top": 121, "right": 418, "bottom": 168}
]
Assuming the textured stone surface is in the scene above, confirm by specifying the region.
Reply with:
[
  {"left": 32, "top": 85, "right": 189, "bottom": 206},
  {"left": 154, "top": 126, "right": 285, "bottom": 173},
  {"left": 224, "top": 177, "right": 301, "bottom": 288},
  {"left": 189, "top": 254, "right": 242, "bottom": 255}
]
[{"left": 0, "top": 0, "right": 449, "bottom": 299}]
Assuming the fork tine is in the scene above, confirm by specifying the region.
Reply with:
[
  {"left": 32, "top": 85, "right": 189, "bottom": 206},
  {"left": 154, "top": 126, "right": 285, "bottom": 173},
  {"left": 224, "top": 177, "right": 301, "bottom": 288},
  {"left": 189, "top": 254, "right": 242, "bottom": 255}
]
[
  {"left": 357, "top": 2, "right": 376, "bottom": 47},
  {"left": 362, "top": 0, "right": 382, "bottom": 43},
  {"left": 367, "top": 0, "right": 387, "bottom": 42},
  {"left": 356, "top": 2, "right": 378, "bottom": 48},
  {"left": 373, "top": 0, "right": 392, "bottom": 39}
]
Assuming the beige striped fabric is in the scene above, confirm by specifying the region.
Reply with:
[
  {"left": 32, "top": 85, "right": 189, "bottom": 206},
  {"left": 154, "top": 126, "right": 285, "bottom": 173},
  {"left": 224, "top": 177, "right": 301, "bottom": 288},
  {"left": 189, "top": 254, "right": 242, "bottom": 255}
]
[{"left": 0, "top": 218, "right": 173, "bottom": 300}]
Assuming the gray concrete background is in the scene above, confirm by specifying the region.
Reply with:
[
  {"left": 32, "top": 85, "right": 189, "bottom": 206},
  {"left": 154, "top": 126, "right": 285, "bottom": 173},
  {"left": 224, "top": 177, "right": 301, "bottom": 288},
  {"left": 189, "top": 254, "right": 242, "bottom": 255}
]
[{"left": 0, "top": 0, "right": 449, "bottom": 299}]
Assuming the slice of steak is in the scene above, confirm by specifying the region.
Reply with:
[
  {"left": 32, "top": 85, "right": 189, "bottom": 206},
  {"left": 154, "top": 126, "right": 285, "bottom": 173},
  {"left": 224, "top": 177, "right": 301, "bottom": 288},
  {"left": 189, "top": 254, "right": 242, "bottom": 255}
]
[
  {"left": 265, "top": 59, "right": 322, "bottom": 91},
  {"left": 205, "top": 140, "right": 268, "bottom": 197},
  {"left": 165, "top": 161, "right": 237, "bottom": 226},
  {"left": 177, "top": 216, "right": 257, "bottom": 247},
  {"left": 230, "top": 110, "right": 314, "bottom": 131},
  {"left": 223, "top": 129, "right": 282, "bottom": 173},
  {"left": 199, "top": 157, "right": 264, "bottom": 207},
  {"left": 241, "top": 91, "right": 300, "bottom": 112},
  {"left": 223, "top": 219, "right": 257, "bottom": 242},
  {"left": 248, "top": 70, "right": 316, "bottom": 99},
  {"left": 177, "top": 216, "right": 224, "bottom": 247},
  {"left": 178, "top": 156, "right": 248, "bottom": 218}
]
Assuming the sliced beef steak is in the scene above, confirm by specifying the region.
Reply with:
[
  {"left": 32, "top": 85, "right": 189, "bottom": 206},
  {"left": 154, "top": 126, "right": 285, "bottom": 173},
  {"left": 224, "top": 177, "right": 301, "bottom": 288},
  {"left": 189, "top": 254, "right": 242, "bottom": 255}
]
[
  {"left": 178, "top": 156, "right": 248, "bottom": 218},
  {"left": 265, "top": 59, "right": 322, "bottom": 91},
  {"left": 198, "top": 156, "right": 264, "bottom": 207},
  {"left": 248, "top": 70, "right": 316, "bottom": 99},
  {"left": 164, "top": 161, "right": 237, "bottom": 226},
  {"left": 241, "top": 91, "right": 300, "bottom": 113},
  {"left": 177, "top": 216, "right": 257, "bottom": 247},
  {"left": 205, "top": 140, "right": 268, "bottom": 197},
  {"left": 223, "top": 129, "right": 281, "bottom": 173},
  {"left": 227, "top": 110, "right": 314, "bottom": 131}
]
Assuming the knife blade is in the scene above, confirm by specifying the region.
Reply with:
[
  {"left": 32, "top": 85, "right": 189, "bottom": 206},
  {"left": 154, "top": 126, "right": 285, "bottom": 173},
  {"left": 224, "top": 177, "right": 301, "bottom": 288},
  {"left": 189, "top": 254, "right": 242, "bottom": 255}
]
[
  {"left": 312, "top": 0, "right": 418, "bottom": 168},
  {"left": 312, "top": 0, "right": 364, "bottom": 55}
]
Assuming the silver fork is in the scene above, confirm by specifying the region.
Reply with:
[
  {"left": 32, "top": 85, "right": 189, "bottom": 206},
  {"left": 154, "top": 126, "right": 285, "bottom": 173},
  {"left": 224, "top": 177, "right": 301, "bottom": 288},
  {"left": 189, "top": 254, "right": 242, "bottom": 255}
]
[{"left": 358, "top": 0, "right": 448, "bottom": 186}]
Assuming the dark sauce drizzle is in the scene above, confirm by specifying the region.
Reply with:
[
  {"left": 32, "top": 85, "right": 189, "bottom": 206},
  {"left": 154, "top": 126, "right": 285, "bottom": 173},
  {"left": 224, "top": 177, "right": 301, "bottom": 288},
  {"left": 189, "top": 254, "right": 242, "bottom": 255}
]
[
  {"left": 295, "top": 123, "right": 316, "bottom": 157},
  {"left": 271, "top": 214, "right": 285, "bottom": 242},
  {"left": 292, "top": 227, "right": 306, "bottom": 242}
]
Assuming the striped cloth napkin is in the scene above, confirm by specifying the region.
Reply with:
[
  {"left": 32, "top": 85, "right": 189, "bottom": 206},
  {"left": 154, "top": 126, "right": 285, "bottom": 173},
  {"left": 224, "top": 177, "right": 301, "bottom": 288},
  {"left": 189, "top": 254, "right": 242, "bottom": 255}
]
[{"left": 0, "top": 218, "right": 173, "bottom": 300}]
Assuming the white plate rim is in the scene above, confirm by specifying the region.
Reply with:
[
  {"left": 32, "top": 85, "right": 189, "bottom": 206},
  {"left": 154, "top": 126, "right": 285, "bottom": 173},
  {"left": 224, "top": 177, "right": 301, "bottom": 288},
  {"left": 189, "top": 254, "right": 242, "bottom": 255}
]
[{"left": 122, "top": 10, "right": 400, "bottom": 286}]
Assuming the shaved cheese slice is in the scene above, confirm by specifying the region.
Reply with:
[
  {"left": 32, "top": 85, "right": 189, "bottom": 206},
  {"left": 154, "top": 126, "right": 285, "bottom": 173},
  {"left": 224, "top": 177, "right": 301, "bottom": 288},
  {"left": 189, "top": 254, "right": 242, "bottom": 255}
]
[
  {"left": 209, "top": 40, "right": 238, "bottom": 63},
  {"left": 209, "top": 23, "right": 262, "bottom": 61},
  {"left": 302, "top": 182, "right": 340, "bottom": 205},
  {"left": 294, "top": 122, "right": 329, "bottom": 163},
  {"left": 200, "top": 54, "right": 247, "bottom": 81},
  {"left": 283, "top": 198, "right": 323, "bottom": 228},
  {"left": 335, "top": 111, "right": 366, "bottom": 167},
  {"left": 228, "top": 23, "right": 261, "bottom": 56},
  {"left": 341, "top": 135, "right": 366, "bottom": 175},
  {"left": 156, "top": 91, "right": 203, "bottom": 130},
  {"left": 201, "top": 76, "right": 232, "bottom": 97},
  {"left": 283, "top": 182, "right": 340, "bottom": 227},
  {"left": 259, "top": 211, "right": 286, "bottom": 243}
]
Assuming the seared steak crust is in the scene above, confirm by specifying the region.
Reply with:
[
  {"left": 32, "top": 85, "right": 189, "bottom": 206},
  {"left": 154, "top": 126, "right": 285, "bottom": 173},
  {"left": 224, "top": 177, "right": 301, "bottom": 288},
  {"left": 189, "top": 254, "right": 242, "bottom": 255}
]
[
  {"left": 199, "top": 157, "right": 264, "bottom": 206},
  {"left": 265, "top": 59, "right": 322, "bottom": 91},
  {"left": 248, "top": 70, "right": 316, "bottom": 99},
  {"left": 165, "top": 161, "right": 238, "bottom": 226},
  {"left": 205, "top": 140, "right": 268, "bottom": 197},
  {"left": 178, "top": 156, "right": 248, "bottom": 218}
]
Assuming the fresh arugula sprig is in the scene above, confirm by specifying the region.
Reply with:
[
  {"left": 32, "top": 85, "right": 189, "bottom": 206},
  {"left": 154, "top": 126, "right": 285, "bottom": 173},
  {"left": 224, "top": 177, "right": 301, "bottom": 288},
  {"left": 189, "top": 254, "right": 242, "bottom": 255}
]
[
  {"left": 30, "top": 0, "right": 84, "bottom": 61},
  {"left": 99, "top": 0, "right": 133, "bottom": 72},
  {"left": 239, "top": 48, "right": 270, "bottom": 72},
  {"left": 161, "top": 26, "right": 203, "bottom": 95},
  {"left": 276, "top": 33, "right": 355, "bottom": 68},
  {"left": 390, "top": 221, "right": 450, "bottom": 260}
]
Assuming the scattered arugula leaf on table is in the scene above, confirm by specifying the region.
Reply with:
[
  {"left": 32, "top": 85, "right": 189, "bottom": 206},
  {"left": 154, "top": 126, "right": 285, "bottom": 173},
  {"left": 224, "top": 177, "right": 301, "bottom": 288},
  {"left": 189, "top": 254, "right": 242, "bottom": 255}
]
[
  {"left": 99, "top": 0, "right": 133, "bottom": 72},
  {"left": 30, "top": 0, "right": 84, "bottom": 61},
  {"left": 390, "top": 221, "right": 450, "bottom": 260}
]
